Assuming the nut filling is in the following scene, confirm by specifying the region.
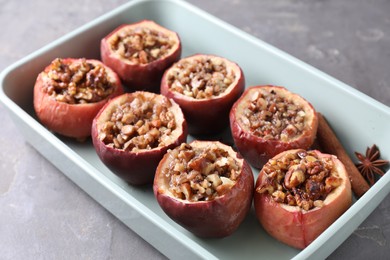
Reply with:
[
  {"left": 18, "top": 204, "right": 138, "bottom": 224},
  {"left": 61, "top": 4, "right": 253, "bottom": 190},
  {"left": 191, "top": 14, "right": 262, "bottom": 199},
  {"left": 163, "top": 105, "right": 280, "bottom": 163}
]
[
  {"left": 256, "top": 150, "right": 342, "bottom": 211},
  {"left": 167, "top": 58, "right": 236, "bottom": 99},
  {"left": 99, "top": 95, "right": 176, "bottom": 151},
  {"left": 165, "top": 143, "right": 241, "bottom": 202},
  {"left": 244, "top": 89, "right": 306, "bottom": 141},
  {"left": 109, "top": 27, "right": 175, "bottom": 64},
  {"left": 43, "top": 58, "right": 115, "bottom": 104}
]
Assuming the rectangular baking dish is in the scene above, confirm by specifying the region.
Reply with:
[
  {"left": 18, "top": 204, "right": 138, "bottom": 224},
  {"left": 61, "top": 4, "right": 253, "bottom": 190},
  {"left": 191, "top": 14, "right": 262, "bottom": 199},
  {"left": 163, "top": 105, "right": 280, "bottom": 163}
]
[{"left": 1, "top": 0, "right": 390, "bottom": 259}]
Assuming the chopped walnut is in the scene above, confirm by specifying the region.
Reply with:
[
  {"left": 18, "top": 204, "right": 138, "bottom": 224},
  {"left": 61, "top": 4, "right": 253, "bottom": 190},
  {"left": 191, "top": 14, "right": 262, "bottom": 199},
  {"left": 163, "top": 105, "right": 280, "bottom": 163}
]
[
  {"left": 99, "top": 93, "right": 176, "bottom": 151},
  {"left": 164, "top": 143, "right": 241, "bottom": 202},
  {"left": 167, "top": 57, "right": 236, "bottom": 99},
  {"left": 109, "top": 26, "right": 175, "bottom": 64},
  {"left": 244, "top": 88, "right": 306, "bottom": 141},
  {"left": 43, "top": 58, "right": 116, "bottom": 104},
  {"left": 257, "top": 150, "right": 342, "bottom": 210}
]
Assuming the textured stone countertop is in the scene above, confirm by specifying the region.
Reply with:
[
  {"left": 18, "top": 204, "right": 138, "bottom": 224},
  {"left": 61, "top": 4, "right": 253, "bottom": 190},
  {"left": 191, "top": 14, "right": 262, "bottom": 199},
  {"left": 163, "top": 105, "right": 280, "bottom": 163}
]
[{"left": 1, "top": 0, "right": 389, "bottom": 259}]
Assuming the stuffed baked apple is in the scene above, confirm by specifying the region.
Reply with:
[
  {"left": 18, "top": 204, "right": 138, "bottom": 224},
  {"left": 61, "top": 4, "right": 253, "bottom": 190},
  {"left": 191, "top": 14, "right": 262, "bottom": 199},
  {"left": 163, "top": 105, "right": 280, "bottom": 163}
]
[
  {"left": 154, "top": 140, "right": 254, "bottom": 237},
  {"left": 101, "top": 20, "right": 181, "bottom": 92},
  {"left": 230, "top": 85, "right": 318, "bottom": 168},
  {"left": 254, "top": 149, "right": 352, "bottom": 249},
  {"left": 92, "top": 91, "right": 187, "bottom": 185},
  {"left": 161, "top": 54, "right": 245, "bottom": 135},
  {"left": 33, "top": 58, "right": 123, "bottom": 139}
]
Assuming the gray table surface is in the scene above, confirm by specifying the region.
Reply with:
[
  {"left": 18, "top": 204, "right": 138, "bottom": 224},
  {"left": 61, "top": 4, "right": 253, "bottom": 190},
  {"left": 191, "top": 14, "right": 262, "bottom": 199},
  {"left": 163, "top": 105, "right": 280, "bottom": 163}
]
[{"left": 1, "top": 0, "right": 389, "bottom": 259}]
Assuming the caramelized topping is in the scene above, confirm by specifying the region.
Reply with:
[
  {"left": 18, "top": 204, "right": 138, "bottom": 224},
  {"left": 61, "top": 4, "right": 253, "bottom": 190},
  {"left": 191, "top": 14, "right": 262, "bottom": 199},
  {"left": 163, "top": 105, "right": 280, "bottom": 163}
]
[
  {"left": 99, "top": 93, "right": 176, "bottom": 151},
  {"left": 164, "top": 143, "right": 241, "bottom": 201},
  {"left": 109, "top": 26, "right": 175, "bottom": 64},
  {"left": 243, "top": 89, "right": 306, "bottom": 141},
  {"left": 257, "top": 150, "right": 342, "bottom": 210},
  {"left": 44, "top": 58, "right": 115, "bottom": 104},
  {"left": 167, "top": 57, "right": 236, "bottom": 99}
]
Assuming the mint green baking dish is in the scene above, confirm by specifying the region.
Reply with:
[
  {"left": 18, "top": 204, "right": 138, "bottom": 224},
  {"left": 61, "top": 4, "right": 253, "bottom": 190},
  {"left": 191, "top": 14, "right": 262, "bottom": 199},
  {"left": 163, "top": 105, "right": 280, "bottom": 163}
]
[{"left": 1, "top": 0, "right": 389, "bottom": 259}]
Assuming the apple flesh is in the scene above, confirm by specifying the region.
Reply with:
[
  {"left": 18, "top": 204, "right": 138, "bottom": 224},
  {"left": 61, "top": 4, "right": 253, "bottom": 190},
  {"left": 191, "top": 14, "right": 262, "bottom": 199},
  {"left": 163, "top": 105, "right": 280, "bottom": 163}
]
[
  {"left": 33, "top": 58, "right": 123, "bottom": 139},
  {"left": 91, "top": 92, "right": 188, "bottom": 185},
  {"left": 230, "top": 85, "right": 318, "bottom": 168},
  {"left": 254, "top": 149, "right": 352, "bottom": 249},
  {"left": 161, "top": 54, "right": 245, "bottom": 135},
  {"left": 101, "top": 20, "right": 181, "bottom": 93},
  {"left": 154, "top": 140, "right": 254, "bottom": 237}
]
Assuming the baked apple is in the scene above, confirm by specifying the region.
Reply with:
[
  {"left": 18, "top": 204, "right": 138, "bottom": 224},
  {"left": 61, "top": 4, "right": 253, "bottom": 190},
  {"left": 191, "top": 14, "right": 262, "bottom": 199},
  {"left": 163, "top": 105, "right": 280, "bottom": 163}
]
[
  {"left": 92, "top": 91, "right": 187, "bottom": 185},
  {"left": 161, "top": 54, "right": 245, "bottom": 135},
  {"left": 230, "top": 85, "right": 318, "bottom": 168},
  {"left": 154, "top": 140, "right": 254, "bottom": 237},
  {"left": 254, "top": 149, "right": 352, "bottom": 249},
  {"left": 101, "top": 20, "right": 181, "bottom": 92},
  {"left": 33, "top": 58, "right": 123, "bottom": 139}
]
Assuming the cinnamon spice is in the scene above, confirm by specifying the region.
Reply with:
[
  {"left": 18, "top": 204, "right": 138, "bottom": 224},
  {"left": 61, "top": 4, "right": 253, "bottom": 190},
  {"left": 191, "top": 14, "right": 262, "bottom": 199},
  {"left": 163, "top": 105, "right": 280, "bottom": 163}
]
[{"left": 316, "top": 113, "right": 370, "bottom": 197}]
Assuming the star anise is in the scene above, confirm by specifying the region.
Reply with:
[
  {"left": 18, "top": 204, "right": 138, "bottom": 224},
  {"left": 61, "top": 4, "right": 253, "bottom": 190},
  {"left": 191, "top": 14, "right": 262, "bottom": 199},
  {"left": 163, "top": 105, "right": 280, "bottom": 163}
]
[{"left": 355, "top": 144, "right": 389, "bottom": 186}]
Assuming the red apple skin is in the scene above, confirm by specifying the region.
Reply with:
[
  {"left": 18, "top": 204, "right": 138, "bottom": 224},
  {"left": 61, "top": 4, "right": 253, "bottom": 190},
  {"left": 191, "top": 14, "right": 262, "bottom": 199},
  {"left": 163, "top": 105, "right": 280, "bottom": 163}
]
[
  {"left": 254, "top": 149, "right": 352, "bottom": 249},
  {"left": 161, "top": 54, "right": 245, "bottom": 135},
  {"left": 100, "top": 20, "right": 181, "bottom": 93},
  {"left": 91, "top": 92, "right": 188, "bottom": 185},
  {"left": 33, "top": 58, "right": 124, "bottom": 139},
  {"left": 153, "top": 140, "right": 254, "bottom": 237},
  {"left": 230, "top": 85, "right": 318, "bottom": 168}
]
